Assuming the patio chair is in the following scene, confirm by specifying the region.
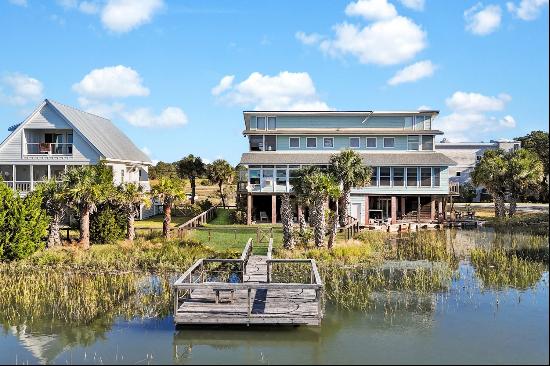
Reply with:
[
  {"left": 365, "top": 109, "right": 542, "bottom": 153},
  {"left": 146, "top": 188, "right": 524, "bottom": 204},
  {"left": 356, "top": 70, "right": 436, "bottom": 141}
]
[{"left": 259, "top": 211, "right": 269, "bottom": 223}]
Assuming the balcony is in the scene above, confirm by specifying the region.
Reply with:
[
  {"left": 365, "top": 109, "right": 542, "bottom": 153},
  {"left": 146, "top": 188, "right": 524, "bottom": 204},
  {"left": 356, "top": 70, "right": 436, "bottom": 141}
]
[{"left": 26, "top": 143, "right": 73, "bottom": 155}]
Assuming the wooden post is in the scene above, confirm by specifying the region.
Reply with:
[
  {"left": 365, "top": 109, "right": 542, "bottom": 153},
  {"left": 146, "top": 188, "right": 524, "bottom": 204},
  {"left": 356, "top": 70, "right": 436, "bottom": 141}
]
[
  {"left": 208, "top": 229, "right": 211, "bottom": 242},
  {"left": 270, "top": 227, "right": 273, "bottom": 239},
  {"left": 234, "top": 229, "right": 237, "bottom": 240},
  {"left": 430, "top": 196, "right": 436, "bottom": 221},
  {"left": 400, "top": 197, "right": 406, "bottom": 217},
  {"left": 391, "top": 196, "right": 397, "bottom": 224},
  {"left": 271, "top": 194, "right": 277, "bottom": 224},
  {"left": 364, "top": 195, "right": 370, "bottom": 226},
  {"left": 247, "top": 288, "right": 252, "bottom": 324},
  {"left": 438, "top": 199, "right": 443, "bottom": 220},
  {"left": 297, "top": 205, "right": 303, "bottom": 224},
  {"left": 247, "top": 194, "right": 252, "bottom": 225},
  {"left": 417, "top": 196, "right": 421, "bottom": 223}
]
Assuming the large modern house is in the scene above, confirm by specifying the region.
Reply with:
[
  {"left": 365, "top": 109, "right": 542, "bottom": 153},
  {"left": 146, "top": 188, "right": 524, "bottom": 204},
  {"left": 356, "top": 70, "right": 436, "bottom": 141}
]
[
  {"left": 237, "top": 111, "right": 458, "bottom": 225},
  {"left": 0, "top": 99, "right": 153, "bottom": 217}
]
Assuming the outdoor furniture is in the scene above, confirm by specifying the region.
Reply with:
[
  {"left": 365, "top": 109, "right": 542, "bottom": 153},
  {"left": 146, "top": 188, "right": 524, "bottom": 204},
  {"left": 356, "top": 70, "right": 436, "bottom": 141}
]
[
  {"left": 213, "top": 288, "right": 235, "bottom": 304},
  {"left": 259, "top": 211, "right": 269, "bottom": 222}
]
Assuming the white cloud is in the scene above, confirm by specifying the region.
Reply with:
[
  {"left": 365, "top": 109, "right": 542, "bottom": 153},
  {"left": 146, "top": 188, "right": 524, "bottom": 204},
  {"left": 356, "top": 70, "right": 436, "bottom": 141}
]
[
  {"left": 140, "top": 146, "right": 152, "bottom": 156},
  {"left": 122, "top": 107, "right": 188, "bottom": 127},
  {"left": 9, "top": 0, "right": 27, "bottom": 6},
  {"left": 464, "top": 3, "right": 502, "bottom": 35},
  {"left": 214, "top": 71, "right": 331, "bottom": 111},
  {"left": 211, "top": 75, "right": 235, "bottom": 96},
  {"left": 0, "top": 72, "right": 43, "bottom": 107},
  {"left": 345, "top": 0, "right": 397, "bottom": 20},
  {"left": 295, "top": 31, "right": 323, "bottom": 45},
  {"left": 417, "top": 105, "right": 432, "bottom": 110},
  {"left": 79, "top": 1, "right": 100, "bottom": 14},
  {"left": 319, "top": 17, "right": 426, "bottom": 65},
  {"left": 399, "top": 0, "right": 425, "bottom": 11},
  {"left": 507, "top": 0, "right": 549, "bottom": 20},
  {"left": 445, "top": 91, "right": 511, "bottom": 112},
  {"left": 73, "top": 65, "right": 150, "bottom": 99},
  {"left": 77, "top": 97, "right": 126, "bottom": 119},
  {"left": 101, "top": 0, "right": 163, "bottom": 33},
  {"left": 387, "top": 60, "right": 436, "bottom": 85},
  {"left": 435, "top": 91, "right": 516, "bottom": 141}
]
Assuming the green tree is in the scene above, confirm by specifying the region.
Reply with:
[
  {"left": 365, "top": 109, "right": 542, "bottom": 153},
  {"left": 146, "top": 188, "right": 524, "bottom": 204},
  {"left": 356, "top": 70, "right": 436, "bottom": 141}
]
[
  {"left": 329, "top": 150, "right": 372, "bottom": 226},
  {"left": 516, "top": 131, "right": 549, "bottom": 201},
  {"left": 63, "top": 164, "right": 114, "bottom": 249},
  {"left": 36, "top": 179, "right": 67, "bottom": 248},
  {"left": 459, "top": 181, "right": 477, "bottom": 203},
  {"left": 149, "top": 161, "right": 178, "bottom": 180},
  {"left": 90, "top": 204, "right": 126, "bottom": 244},
  {"left": 471, "top": 149, "right": 508, "bottom": 217},
  {"left": 506, "top": 149, "right": 544, "bottom": 216},
  {"left": 151, "top": 177, "right": 186, "bottom": 239},
  {"left": 116, "top": 183, "right": 151, "bottom": 242},
  {"left": 293, "top": 166, "right": 319, "bottom": 236},
  {"left": 206, "top": 159, "right": 235, "bottom": 208},
  {"left": 176, "top": 154, "right": 206, "bottom": 204}
]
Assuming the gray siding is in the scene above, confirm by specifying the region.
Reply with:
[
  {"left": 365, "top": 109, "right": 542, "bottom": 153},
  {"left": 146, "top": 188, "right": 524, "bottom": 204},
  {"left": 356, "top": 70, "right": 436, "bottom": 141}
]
[
  {"left": 25, "top": 104, "right": 72, "bottom": 130},
  {"left": 277, "top": 135, "right": 409, "bottom": 151},
  {"left": 250, "top": 115, "right": 434, "bottom": 130}
]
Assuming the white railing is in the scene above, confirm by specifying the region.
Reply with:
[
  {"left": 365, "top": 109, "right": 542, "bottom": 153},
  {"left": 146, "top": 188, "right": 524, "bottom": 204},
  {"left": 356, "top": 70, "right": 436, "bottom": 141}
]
[
  {"left": 26, "top": 143, "right": 73, "bottom": 155},
  {"left": 450, "top": 181, "right": 460, "bottom": 195}
]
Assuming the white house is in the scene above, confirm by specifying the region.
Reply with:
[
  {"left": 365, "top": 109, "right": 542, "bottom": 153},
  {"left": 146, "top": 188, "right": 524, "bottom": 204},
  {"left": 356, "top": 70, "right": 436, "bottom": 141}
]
[{"left": 0, "top": 99, "right": 154, "bottom": 217}]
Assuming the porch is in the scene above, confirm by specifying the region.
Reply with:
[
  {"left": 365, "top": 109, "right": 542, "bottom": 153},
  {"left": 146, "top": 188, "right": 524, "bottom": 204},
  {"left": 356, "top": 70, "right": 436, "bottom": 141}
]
[{"left": 0, "top": 164, "right": 79, "bottom": 193}]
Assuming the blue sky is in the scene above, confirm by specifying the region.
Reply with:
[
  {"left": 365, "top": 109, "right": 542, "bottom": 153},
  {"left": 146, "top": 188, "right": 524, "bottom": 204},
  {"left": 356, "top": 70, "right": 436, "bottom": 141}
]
[{"left": 0, "top": 0, "right": 548, "bottom": 165}]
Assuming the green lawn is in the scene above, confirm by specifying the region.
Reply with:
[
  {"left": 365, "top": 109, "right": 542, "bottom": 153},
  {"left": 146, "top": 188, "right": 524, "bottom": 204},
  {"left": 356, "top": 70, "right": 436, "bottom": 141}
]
[{"left": 136, "top": 214, "right": 193, "bottom": 228}]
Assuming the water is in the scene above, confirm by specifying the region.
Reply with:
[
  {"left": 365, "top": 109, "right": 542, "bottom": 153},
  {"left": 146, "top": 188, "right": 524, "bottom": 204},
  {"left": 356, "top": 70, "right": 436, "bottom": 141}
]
[{"left": 1, "top": 228, "right": 548, "bottom": 364}]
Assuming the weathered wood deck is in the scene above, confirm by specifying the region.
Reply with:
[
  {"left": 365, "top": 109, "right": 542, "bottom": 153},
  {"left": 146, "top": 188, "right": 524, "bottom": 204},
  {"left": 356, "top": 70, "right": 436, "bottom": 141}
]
[{"left": 173, "top": 239, "right": 323, "bottom": 326}]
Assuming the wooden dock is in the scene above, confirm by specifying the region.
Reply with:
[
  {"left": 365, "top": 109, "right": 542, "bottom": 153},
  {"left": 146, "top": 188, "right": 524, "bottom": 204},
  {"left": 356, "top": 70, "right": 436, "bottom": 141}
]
[{"left": 172, "top": 239, "right": 323, "bottom": 326}]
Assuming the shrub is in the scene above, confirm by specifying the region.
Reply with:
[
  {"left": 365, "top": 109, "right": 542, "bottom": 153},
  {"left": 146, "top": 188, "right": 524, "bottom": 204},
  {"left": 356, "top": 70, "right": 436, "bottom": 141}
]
[
  {"left": 198, "top": 199, "right": 213, "bottom": 211},
  {"left": 229, "top": 209, "right": 247, "bottom": 224},
  {"left": 90, "top": 204, "right": 126, "bottom": 244}
]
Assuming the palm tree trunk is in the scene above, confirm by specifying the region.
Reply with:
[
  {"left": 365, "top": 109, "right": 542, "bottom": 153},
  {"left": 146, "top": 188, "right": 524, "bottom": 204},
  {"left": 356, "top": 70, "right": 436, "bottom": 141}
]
[
  {"left": 190, "top": 177, "right": 196, "bottom": 204},
  {"left": 219, "top": 183, "right": 226, "bottom": 208},
  {"left": 298, "top": 204, "right": 307, "bottom": 235},
  {"left": 508, "top": 196, "right": 517, "bottom": 217},
  {"left": 47, "top": 213, "right": 62, "bottom": 248},
  {"left": 494, "top": 194, "right": 506, "bottom": 218},
  {"left": 79, "top": 204, "right": 91, "bottom": 249},
  {"left": 163, "top": 201, "right": 172, "bottom": 239},
  {"left": 328, "top": 200, "right": 338, "bottom": 249},
  {"left": 281, "top": 194, "right": 294, "bottom": 250},
  {"left": 338, "top": 188, "right": 350, "bottom": 227},
  {"left": 127, "top": 208, "right": 136, "bottom": 241},
  {"left": 313, "top": 197, "right": 325, "bottom": 247}
]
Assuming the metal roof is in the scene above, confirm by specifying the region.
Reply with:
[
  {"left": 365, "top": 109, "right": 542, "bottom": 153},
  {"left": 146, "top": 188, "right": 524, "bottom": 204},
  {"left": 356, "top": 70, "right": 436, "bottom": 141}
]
[
  {"left": 239, "top": 152, "right": 457, "bottom": 166},
  {"left": 48, "top": 100, "right": 151, "bottom": 164}
]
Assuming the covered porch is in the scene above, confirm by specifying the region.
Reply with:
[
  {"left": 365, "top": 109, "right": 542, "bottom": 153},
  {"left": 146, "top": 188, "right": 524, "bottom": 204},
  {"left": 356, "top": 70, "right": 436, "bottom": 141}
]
[
  {"left": 358, "top": 195, "right": 446, "bottom": 225},
  {"left": 0, "top": 164, "right": 81, "bottom": 192}
]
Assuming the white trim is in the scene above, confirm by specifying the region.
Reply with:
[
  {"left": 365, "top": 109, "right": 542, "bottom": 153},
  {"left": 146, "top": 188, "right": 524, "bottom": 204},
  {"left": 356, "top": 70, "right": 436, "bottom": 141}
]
[
  {"left": 323, "top": 137, "right": 334, "bottom": 149},
  {"left": 306, "top": 137, "right": 318, "bottom": 149},
  {"left": 383, "top": 137, "right": 395, "bottom": 148},
  {"left": 349, "top": 136, "right": 360, "bottom": 149},
  {"left": 288, "top": 136, "right": 301, "bottom": 149},
  {"left": 366, "top": 137, "right": 377, "bottom": 148}
]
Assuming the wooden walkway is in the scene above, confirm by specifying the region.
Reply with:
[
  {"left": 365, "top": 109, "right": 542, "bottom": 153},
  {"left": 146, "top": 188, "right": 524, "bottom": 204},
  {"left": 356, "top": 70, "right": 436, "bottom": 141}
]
[{"left": 173, "top": 239, "right": 323, "bottom": 326}]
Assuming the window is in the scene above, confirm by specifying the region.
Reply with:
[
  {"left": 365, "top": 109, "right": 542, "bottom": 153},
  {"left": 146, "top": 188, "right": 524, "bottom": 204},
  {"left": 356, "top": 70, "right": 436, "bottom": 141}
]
[
  {"left": 423, "top": 116, "right": 431, "bottom": 130},
  {"left": 393, "top": 167, "right": 404, "bottom": 186},
  {"left": 323, "top": 137, "right": 334, "bottom": 148},
  {"left": 263, "top": 169, "right": 274, "bottom": 188},
  {"left": 265, "top": 135, "right": 276, "bottom": 151},
  {"left": 67, "top": 133, "right": 73, "bottom": 154},
  {"left": 249, "top": 169, "right": 260, "bottom": 185},
  {"left": 256, "top": 116, "right": 266, "bottom": 130},
  {"left": 421, "top": 167, "right": 432, "bottom": 187},
  {"left": 249, "top": 135, "right": 263, "bottom": 151},
  {"left": 267, "top": 117, "right": 276, "bottom": 130},
  {"left": 350, "top": 137, "right": 360, "bottom": 149},
  {"left": 407, "top": 167, "right": 418, "bottom": 187},
  {"left": 121, "top": 169, "right": 125, "bottom": 183},
  {"left": 306, "top": 137, "right": 317, "bottom": 148},
  {"left": 250, "top": 118, "right": 257, "bottom": 130},
  {"left": 404, "top": 116, "right": 413, "bottom": 130},
  {"left": 289, "top": 169, "right": 300, "bottom": 187},
  {"left": 433, "top": 167, "right": 441, "bottom": 187},
  {"left": 421, "top": 135, "right": 434, "bottom": 151},
  {"left": 276, "top": 169, "right": 287, "bottom": 189},
  {"left": 289, "top": 137, "right": 300, "bottom": 148},
  {"left": 383, "top": 137, "right": 395, "bottom": 148},
  {"left": 456, "top": 172, "right": 461, "bottom": 177},
  {"left": 408, "top": 135, "right": 420, "bottom": 150},
  {"left": 370, "top": 167, "right": 378, "bottom": 186},
  {"left": 476, "top": 155, "right": 482, "bottom": 162},
  {"left": 366, "top": 137, "right": 377, "bottom": 148},
  {"left": 379, "top": 167, "right": 391, "bottom": 186}
]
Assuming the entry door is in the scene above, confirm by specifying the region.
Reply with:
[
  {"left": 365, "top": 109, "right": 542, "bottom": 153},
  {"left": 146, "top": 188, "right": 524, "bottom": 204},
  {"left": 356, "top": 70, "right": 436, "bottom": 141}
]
[
  {"left": 379, "top": 198, "right": 391, "bottom": 219},
  {"left": 351, "top": 203, "right": 361, "bottom": 222}
]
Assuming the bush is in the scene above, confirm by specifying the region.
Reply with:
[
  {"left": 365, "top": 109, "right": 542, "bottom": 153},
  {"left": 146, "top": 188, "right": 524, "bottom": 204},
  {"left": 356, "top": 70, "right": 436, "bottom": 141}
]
[
  {"left": 90, "top": 204, "right": 126, "bottom": 244},
  {"left": 175, "top": 203, "right": 203, "bottom": 218},
  {"left": 229, "top": 209, "right": 247, "bottom": 224},
  {"left": 198, "top": 199, "right": 213, "bottom": 211},
  {"left": 0, "top": 183, "right": 49, "bottom": 261}
]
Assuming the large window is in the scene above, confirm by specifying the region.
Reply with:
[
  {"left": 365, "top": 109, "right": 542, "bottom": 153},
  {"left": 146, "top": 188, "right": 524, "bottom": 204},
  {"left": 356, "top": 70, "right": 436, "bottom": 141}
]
[
  {"left": 306, "top": 137, "right": 317, "bottom": 148},
  {"left": 249, "top": 169, "right": 260, "bottom": 185},
  {"left": 249, "top": 136, "right": 263, "bottom": 151},
  {"left": 350, "top": 137, "right": 360, "bottom": 149},
  {"left": 379, "top": 167, "right": 391, "bottom": 186},
  {"left": 33, "top": 165, "right": 48, "bottom": 181},
  {"left": 276, "top": 168, "right": 287, "bottom": 190},
  {"left": 417, "top": 115, "right": 431, "bottom": 130},
  {"left": 422, "top": 135, "right": 434, "bottom": 151},
  {"left": 370, "top": 167, "right": 378, "bottom": 186},
  {"left": 289, "top": 168, "right": 300, "bottom": 187},
  {"left": 407, "top": 167, "right": 418, "bottom": 187},
  {"left": 393, "top": 167, "right": 404, "bottom": 187},
  {"left": 263, "top": 168, "right": 274, "bottom": 189},
  {"left": 433, "top": 167, "right": 441, "bottom": 187},
  {"left": 421, "top": 167, "right": 432, "bottom": 187},
  {"left": 264, "top": 135, "right": 276, "bottom": 151},
  {"left": 323, "top": 137, "right": 334, "bottom": 148},
  {"left": 289, "top": 137, "right": 300, "bottom": 148},
  {"left": 407, "top": 135, "right": 420, "bottom": 150},
  {"left": 383, "top": 137, "right": 395, "bottom": 148},
  {"left": 366, "top": 137, "right": 377, "bottom": 148},
  {"left": 256, "top": 116, "right": 266, "bottom": 130},
  {"left": 267, "top": 117, "right": 276, "bottom": 130},
  {"left": 404, "top": 116, "right": 413, "bottom": 130}
]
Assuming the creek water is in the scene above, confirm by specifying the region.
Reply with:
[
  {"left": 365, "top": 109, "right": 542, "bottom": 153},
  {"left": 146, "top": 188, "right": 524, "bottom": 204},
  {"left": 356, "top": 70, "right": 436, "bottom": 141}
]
[{"left": 1, "top": 228, "right": 548, "bottom": 365}]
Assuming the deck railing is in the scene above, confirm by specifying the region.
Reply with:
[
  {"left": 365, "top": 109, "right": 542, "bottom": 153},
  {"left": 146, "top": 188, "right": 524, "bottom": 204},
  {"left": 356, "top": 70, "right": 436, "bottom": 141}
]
[{"left": 26, "top": 143, "right": 73, "bottom": 155}]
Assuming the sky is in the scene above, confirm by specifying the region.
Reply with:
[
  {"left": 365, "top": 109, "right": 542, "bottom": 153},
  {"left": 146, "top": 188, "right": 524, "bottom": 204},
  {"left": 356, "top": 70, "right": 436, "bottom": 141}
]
[{"left": 0, "top": 0, "right": 548, "bottom": 165}]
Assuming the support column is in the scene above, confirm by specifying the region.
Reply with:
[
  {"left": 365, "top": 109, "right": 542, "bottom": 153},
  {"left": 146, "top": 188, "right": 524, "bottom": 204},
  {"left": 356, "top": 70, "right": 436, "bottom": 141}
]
[
  {"left": 417, "top": 196, "right": 421, "bottom": 223},
  {"left": 297, "top": 205, "right": 303, "bottom": 223},
  {"left": 391, "top": 196, "right": 397, "bottom": 224},
  {"left": 247, "top": 194, "right": 252, "bottom": 225},
  {"left": 364, "top": 195, "right": 370, "bottom": 225},
  {"left": 12, "top": 165, "right": 15, "bottom": 188},
  {"left": 438, "top": 199, "right": 443, "bottom": 218},
  {"left": 430, "top": 196, "right": 436, "bottom": 221},
  {"left": 30, "top": 165, "right": 34, "bottom": 191},
  {"left": 271, "top": 195, "right": 277, "bottom": 224},
  {"left": 400, "top": 197, "right": 406, "bottom": 217}
]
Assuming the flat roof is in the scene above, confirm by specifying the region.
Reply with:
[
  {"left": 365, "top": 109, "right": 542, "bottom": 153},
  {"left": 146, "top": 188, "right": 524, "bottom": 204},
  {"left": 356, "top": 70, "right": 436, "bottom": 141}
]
[{"left": 243, "top": 110, "right": 440, "bottom": 117}]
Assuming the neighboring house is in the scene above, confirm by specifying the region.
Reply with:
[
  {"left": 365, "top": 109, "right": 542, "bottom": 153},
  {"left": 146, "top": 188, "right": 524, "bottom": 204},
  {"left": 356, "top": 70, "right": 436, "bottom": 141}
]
[
  {"left": 436, "top": 139, "right": 521, "bottom": 201},
  {"left": 237, "top": 111, "right": 458, "bottom": 225},
  {"left": 0, "top": 99, "right": 154, "bottom": 218}
]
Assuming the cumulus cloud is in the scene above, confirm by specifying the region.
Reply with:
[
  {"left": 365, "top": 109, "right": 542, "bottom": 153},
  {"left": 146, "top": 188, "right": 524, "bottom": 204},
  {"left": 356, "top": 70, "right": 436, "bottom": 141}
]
[
  {"left": 73, "top": 65, "right": 150, "bottom": 99},
  {"left": 295, "top": 31, "right": 324, "bottom": 45},
  {"left": 211, "top": 75, "right": 235, "bottom": 96},
  {"left": 435, "top": 91, "right": 516, "bottom": 141},
  {"left": 213, "top": 71, "right": 331, "bottom": 111},
  {"left": 122, "top": 107, "right": 188, "bottom": 127},
  {"left": 507, "top": 0, "right": 549, "bottom": 20},
  {"left": 101, "top": 0, "right": 163, "bottom": 33},
  {"left": 464, "top": 3, "right": 502, "bottom": 35},
  {"left": 0, "top": 72, "right": 43, "bottom": 107},
  {"left": 345, "top": 0, "right": 398, "bottom": 20},
  {"left": 399, "top": 0, "right": 425, "bottom": 11},
  {"left": 387, "top": 60, "right": 436, "bottom": 85}
]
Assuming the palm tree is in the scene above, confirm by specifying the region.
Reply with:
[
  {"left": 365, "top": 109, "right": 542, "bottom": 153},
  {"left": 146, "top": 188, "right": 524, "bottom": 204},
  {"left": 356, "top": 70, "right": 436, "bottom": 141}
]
[
  {"left": 471, "top": 149, "right": 508, "bottom": 217},
  {"left": 176, "top": 154, "right": 205, "bottom": 204},
  {"left": 63, "top": 164, "right": 113, "bottom": 249},
  {"left": 206, "top": 159, "right": 234, "bottom": 208},
  {"left": 506, "top": 149, "right": 544, "bottom": 217},
  {"left": 293, "top": 166, "right": 318, "bottom": 235},
  {"left": 325, "top": 180, "right": 342, "bottom": 249},
  {"left": 117, "top": 183, "right": 151, "bottom": 242},
  {"left": 36, "top": 179, "right": 67, "bottom": 248},
  {"left": 329, "top": 150, "right": 372, "bottom": 226},
  {"left": 280, "top": 193, "right": 295, "bottom": 250},
  {"left": 151, "top": 177, "right": 186, "bottom": 239}
]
